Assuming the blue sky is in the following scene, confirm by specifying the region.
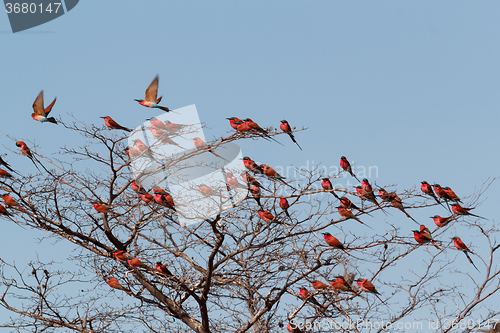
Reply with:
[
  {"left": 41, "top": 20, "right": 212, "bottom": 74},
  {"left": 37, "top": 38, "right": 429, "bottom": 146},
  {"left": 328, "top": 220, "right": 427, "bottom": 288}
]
[{"left": 1, "top": 0, "right": 499, "bottom": 330}]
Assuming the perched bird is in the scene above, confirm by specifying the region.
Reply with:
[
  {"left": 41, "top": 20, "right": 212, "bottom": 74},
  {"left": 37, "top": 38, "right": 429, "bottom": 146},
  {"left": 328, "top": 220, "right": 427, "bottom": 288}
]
[
  {"left": 91, "top": 200, "right": 122, "bottom": 215},
  {"left": 421, "top": 181, "right": 441, "bottom": 205},
  {"left": 147, "top": 117, "right": 170, "bottom": 131},
  {"left": 451, "top": 203, "right": 486, "bottom": 220},
  {"left": 331, "top": 276, "right": 356, "bottom": 293},
  {"left": 279, "top": 197, "right": 292, "bottom": 219},
  {"left": 339, "top": 196, "right": 360, "bottom": 210},
  {"left": 133, "top": 139, "right": 156, "bottom": 160},
  {"left": 155, "top": 262, "right": 172, "bottom": 275},
  {"left": 113, "top": 250, "right": 132, "bottom": 263},
  {"left": 299, "top": 287, "right": 321, "bottom": 307},
  {"left": 250, "top": 184, "right": 262, "bottom": 206},
  {"left": 31, "top": 91, "right": 57, "bottom": 124},
  {"left": 225, "top": 172, "right": 246, "bottom": 190},
  {"left": 1, "top": 193, "right": 25, "bottom": 212},
  {"left": 433, "top": 184, "right": 452, "bottom": 201},
  {"left": 226, "top": 117, "right": 243, "bottom": 130},
  {"left": 135, "top": 75, "right": 170, "bottom": 112},
  {"left": 127, "top": 257, "right": 154, "bottom": 270},
  {"left": 258, "top": 209, "right": 276, "bottom": 223},
  {"left": 16, "top": 141, "right": 41, "bottom": 171},
  {"left": 311, "top": 280, "right": 328, "bottom": 290},
  {"left": 153, "top": 188, "right": 175, "bottom": 210},
  {"left": 0, "top": 204, "right": 15, "bottom": 221},
  {"left": 322, "top": 232, "right": 352, "bottom": 256},
  {"left": 198, "top": 184, "right": 218, "bottom": 197},
  {"left": 164, "top": 120, "right": 185, "bottom": 132},
  {"left": 193, "top": 137, "right": 226, "bottom": 160},
  {"left": 431, "top": 215, "right": 455, "bottom": 228},
  {"left": 360, "top": 179, "right": 384, "bottom": 210},
  {"left": 243, "top": 118, "right": 282, "bottom": 145},
  {"left": 242, "top": 157, "right": 263, "bottom": 174},
  {"left": 107, "top": 277, "right": 132, "bottom": 295},
  {"left": 131, "top": 180, "right": 145, "bottom": 193},
  {"left": 100, "top": 116, "right": 131, "bottom": 132},
  {"left": 0, "top": 168, "right": 13, "bottom": 179},
  {"left": 340, "top": 156, "right": 360, "bottom": 182},
  {"left": 279, "top": 120, "right": 302, "bottom": 150},
  {"left": 139, "top": 190, "right": 154, "bottom": 204},
  {"left": 337, "top": 206, "right": 372, "bottom": 229},
  {"left": 0, "top": 156, "right": 16, "bottom": 174},
  {"left": 125, "top": 147, "right": 141, "bottom": 159},
  {"left": 413, "top": 225, "right": 440, "bottom": 249},
  {"left": 387, "top": 191, "right": 418, "bottom": 224},
  {"left": 377, "top": 188, "right": 392, "bottom": 202},
  {"left": 261, "top": 164, "right": 289, "bottom": 186},
  {"left": 443, "top": 187, "right": 461, "bottom": 202},
  {"left": 321, "top": 178, "right": 339, "bottom": 199},
  {"left": 234, "top": 120, "right": 252, "bottom": 133},
  {"left": 355, "top": 278, "right": 386, "bottom": 304},
  {"left": 452, "top": 236, "right": 480, "bottom": 272}
]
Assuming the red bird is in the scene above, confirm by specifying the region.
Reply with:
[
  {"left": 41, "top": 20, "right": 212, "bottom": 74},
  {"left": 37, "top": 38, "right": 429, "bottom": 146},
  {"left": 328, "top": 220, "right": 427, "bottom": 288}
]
[
  {"left": 287, "top": 323, "right": 303, "bottom": 333},
  {"left": 0, "top": 168, "right": 13, "bottom": 179},
  {"left": 413, "top": 225, "right": 440, "bottom": 249},
  {"left": 100, "top": 116, "right": 132, "bottom": 132},
  {"left": 91, "top": 200, "right": 121, "bottom": 215},
  {"left": 131, "top": 180, "right": 145, "bottom": 193},
  {"left": 420, "top": 181, "right": 441, "bottom": 205},
  {"left": 431, "top": 215, "right": 455, "bottom": 228},
  {"left": 433, "top": 184, "right": 452, "bottom": 201},
  {"left": 311, "top": 280, "right": 328, "bottom": 290},
  {"left": 16, "top": 141, "right": 41, "bottom": 171},
  {"left": 451, "top": 203, "right": 486, "bottom": 219},
  {"left": 139, "top": 190, "right": 154, "bottom": 204},
  {"left": 279, "top": 197, "right": 292, "bottom": 219},
  {"left": 234, "top": 120, "right": 252, "bottom": 133},
  {"left": 147, "top": 117, "right": 170, "bottom": 131},
  {"left": 226, "top": 172, "right": 246, "bottom": 190},
  {"left": 193, "top": 137, "right": 226, "bottom": 160},
  {"left": 339, "top": 196, "right": 360, "bottom": 210},
  {"left": 243, "top": 118, "right": 282, "bottom": 145},
  {"left": 258, "top": 209, "right": 275, "bottom": 223},
  {"left": 340, "top": 156, "right": 360, "bottom": 182},
  {"left": 322, "top": 232, "right": 352, "bottom": 256},
  {"left": 198, "top": 184, "right": 218, "bottom": 197},
  {"left": 113, "top": 250, "right": 132, "bottom": 262},
  {"left": 337, "top": 206, "right": 372, "bottom": 229},
  {"left": 386, "top": 191, "right": 418, "bottom": 224},
  {"left": 0, "top": 204, "right": 15, "bottom": 222},
  {"left": 1, "top": 194, "right": 26, "bottom": 212},
  {"left": 331, "top": 276, "right": 356, "bottom": 293},
  {"left": 153, "top": 189, "right": 175, "bottom": 210},
  {"left": 443, "top": 187, "right": 461, "bottom": 202},
  {"left": 250, "top": 184, "right": 262, "bottom": 206},
  {"left": 31, "top": 90, "right": 57, "bottom": 124},
  {"left": 226, "top": 117, "right": 243, "bottom": 130},
  {"left": 127, "top": 257, "right": 153, "bottom": 270},
  {"left": 242, "top": 157, "right": 263, "bottom": 174},
  {"left": 107, "top": 277, "right": 132, "bottom": 295},
  {"left": 299, "top": 287, "right": 321, "bottom": 307},
  {"left": 155, "top": 262, "right": 173, "bottom": 275},
  {"left": 355, "top": 278, "right": 386, "bottom": 304},
  {"left": 321, "top": 178, "right": 339, "bottom": 199},
  {"left": 452, "top": 237, "right": 480, "bottom": 272},
  {"left": 279, "top": 120, "right": 302, "bottom": 150}
]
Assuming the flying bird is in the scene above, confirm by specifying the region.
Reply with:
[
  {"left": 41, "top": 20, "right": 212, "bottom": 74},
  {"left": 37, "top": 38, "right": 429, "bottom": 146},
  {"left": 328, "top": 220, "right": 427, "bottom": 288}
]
[
  {"left": 31, "top": 91, "right": 57, "bottom": 124},
  {"left": 135, "top": 75, "right": 170, "bottom": 112}
]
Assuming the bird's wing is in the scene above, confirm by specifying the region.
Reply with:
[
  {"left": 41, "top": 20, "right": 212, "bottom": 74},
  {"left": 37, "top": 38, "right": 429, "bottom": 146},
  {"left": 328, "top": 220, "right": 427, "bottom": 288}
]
[
  {"left": 145, "top": 76, "right": 159, "bottom": 102},
  {"left": 32, "top": 91, "right": 46, "bottom": 116},
  {"left": 44, "top": 97, "right": 57, "bottom": 115}
]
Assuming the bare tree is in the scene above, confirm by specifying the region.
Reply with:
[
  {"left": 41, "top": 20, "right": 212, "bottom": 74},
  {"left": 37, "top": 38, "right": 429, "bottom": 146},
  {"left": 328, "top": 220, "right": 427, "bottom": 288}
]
[{"left": 0, "top": 118, "right": 499, "bottom": 333}]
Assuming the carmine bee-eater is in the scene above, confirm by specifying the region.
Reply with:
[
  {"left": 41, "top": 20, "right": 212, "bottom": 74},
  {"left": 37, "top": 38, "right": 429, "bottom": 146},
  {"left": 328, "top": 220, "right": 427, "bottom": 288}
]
[
  {"left": 160, "top": 136, "right": 184, "bottom": 149},
  {"left": 198, "top": 184, "right": 219, "bottom": 197},
  {"left": 113, "top": 250, "right": 132, "bottom": 263},
  {"left": 337, "top": 207, "right": 373, "bottom": 229},
  {"left": 100, "top": 116, "right": 132, "bottom": 132},
  {"left": 452, "top": 236, "right": 480, "bottom": 272},
  {"left": 279, "top": 120, "right": 302, "bottom": 150},
  {"left": 91, "top": 200, "right": 122, "bottom": 215},
  {"left": 258, "top": 209, "right": 276, "bottom": 223},
  {"left": 443, "top": 187, "right": 461, "bottom": 202},
  {"left": 340, "top": 156, "right": 360, "bottom": 182},
  {"left": 193, "top": 137, "right": 227, "bottom": 160},
  {"left": 16, "top": 141, "right": 41, "bottom": 171},
  {"left": 164, "top": 120, "right": 185, "bottom": 132},
  {"left": 139, "top": 190, "right": 154, "bottom": 204},
  {"left": 355, "top": 279, "right": 386, "bottom": 304},
  {"left": 131, "top": 180, "right": 145, "bottom": 193},
  {"left": 243, "top": 118, "right": 283, "bottom": 145},
  {"left": 377, "top": 188, "right": 392, "bottom": 202},
  {"left": 125, "top": 147, "right": 141, "bottom": 159},
  {"left": 226, "top": 172, "right": 246, "bottom": 190},
  {"left": 311, "top": 280, "right": 328, "bottom": 290},
  {"left": 0, "top": 168, "right": 13, "bottom": 179},
  {"left": 1, "top": 194, "right": 26, "bottom": 212},
  {"left": 287, "top": 323, "right": 303, "bottom": 333},
  {"left": 147, "top": 117, "right": 170, "bottom": 131},
  {"left": 433, "top": 184, "right": 452, "bottom": 201},
  {"left": 127, "top": 257, "right": 154, "bottom": 270},
  {"left": 360, "top": 180, "right": 384, "bottom": 211},
  {"left": 321, "top": 178, "right": 339, "bottom": 199},
  {"left": 412, "top": 225, "right": 440, "bottom": 249},
  {"left": 242, "top": 157, "right": 263, "bottom": 174},
  {"left": 339, "top": 196, "right": 360, "bottom": 210},
  {"left": 134, "top": 75, "right": 170, "bottom": 112},
  {"left": 234, "top": 121, "right": 252, "bottom": 133},
  {"left": 421, "top": 181, "right": 441, "bottom": 205},
  {"left": 250, "top": 184, "right": 262, "bottom": 206},
  {"left": 226, "top": 117, "right": 243, "bottom": 130},
  {"left": 133, "top": 139, "right": 157, "bottom": 160},
  {"left": 261, "top": 164, "right": 289, "bottom": 186},
  {"left": 431, "top": 215, "right": 455, "bottom": 228},
  {"left": 451, "top": 203, "right": 486, "bottom": 219},
  {"left": 0, "top": 156, "right": 16, "bottom": 174},
  {"left": 387, "top": 191, "right": 418, "bottom": 224},
  {"left": 331, "top": 276, "right": 356, "bottom": 293},
  {"left": 150, "top": 127, "right": 169, "bottom": 141},
  {"left": 107, "top": 277, "right": 132, "bottom": 295},
  {"left": 31, "top": 91, "right": 57, "bottom": 124},
  {"left": 299, "top": 287, "right": 321, "bottom": 307},
  {"left": 153, "top": 188, "right": 172, "bottom": 207},
  {"left": 155, "top": 262, "right": 172, "bottom": 275},
  {"left": 322, "top": 232, "right": 352, "bottom": 256},
  {"left": 279, "top": 197, "right": 292, "bottom": 219}
]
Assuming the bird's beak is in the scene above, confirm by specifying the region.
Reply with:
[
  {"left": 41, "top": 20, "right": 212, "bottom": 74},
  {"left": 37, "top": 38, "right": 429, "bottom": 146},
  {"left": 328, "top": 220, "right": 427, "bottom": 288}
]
[
  {"left": 99, "top": 116, "right": 106, "bottom": 118},
  {"left": 134, "top": 99, "right": 140, "bottom": 102}
]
